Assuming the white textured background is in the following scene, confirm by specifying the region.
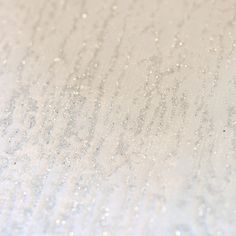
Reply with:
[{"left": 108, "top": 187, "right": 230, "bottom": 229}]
[{"left": 0, "top": 0, "right": 236, "bottom": 235}]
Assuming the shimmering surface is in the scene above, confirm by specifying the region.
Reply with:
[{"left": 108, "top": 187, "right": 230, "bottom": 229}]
[{"left": 0, "top": 0, "right": 236, "bottom": 235}]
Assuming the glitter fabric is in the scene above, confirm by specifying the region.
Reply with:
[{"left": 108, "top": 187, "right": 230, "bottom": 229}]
[{"left": 0, "top": 0, "right": 236, "bottom": 235}]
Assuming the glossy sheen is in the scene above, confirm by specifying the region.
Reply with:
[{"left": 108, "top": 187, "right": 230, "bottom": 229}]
[{"left": 0, "top": 0, "right": 236, "bottom": 235}]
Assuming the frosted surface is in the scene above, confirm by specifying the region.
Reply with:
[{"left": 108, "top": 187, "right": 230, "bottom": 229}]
[{"left": 0, "top": 0, "right": 236, "bottom": 235}]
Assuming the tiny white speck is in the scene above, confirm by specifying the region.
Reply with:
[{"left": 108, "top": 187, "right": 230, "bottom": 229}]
[
  {"left": 161, "top": 205, "right": 166, "bottom": 213},
  {"left": 82, "top": 13, "right": 87, "bottom": 19},
  {"left": 175, "top": 230, "right": 181, "bottom": 236},
  {"left": 54, "top": 57, "right": 61, "bottom": 62},
  {"left": 112, "top": 5, "right": 117, "bottom": 11}
]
